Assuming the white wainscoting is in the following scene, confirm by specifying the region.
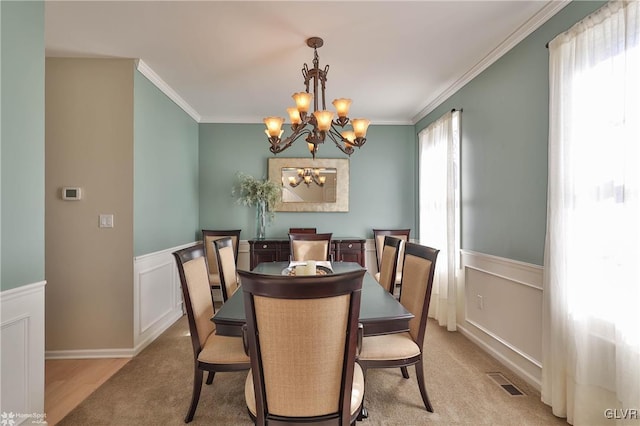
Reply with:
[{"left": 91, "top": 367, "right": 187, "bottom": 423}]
[
  {"left": 132, "top": 242, "right": 197, "bottom": 354},
  {"left": 1, "top": 281, "right": 46, "bottom": 422},
  {"left": 458, "top": 250, "right": 543, "bottom": 390},
  {"left": 364, "top": 239, "right": 376, "bottom": 274},
  {"left": 237, "top": 240, "right": 250, "bottom": 272}
]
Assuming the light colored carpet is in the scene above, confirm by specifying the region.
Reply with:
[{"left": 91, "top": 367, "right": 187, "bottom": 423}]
[{"left": 59, "top": 316, "right": 566, "bottom": 425}]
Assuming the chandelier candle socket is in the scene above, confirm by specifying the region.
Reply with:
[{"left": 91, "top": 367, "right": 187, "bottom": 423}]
[{"left": 264, "top": 37, "right": 370, "bottom": 159}]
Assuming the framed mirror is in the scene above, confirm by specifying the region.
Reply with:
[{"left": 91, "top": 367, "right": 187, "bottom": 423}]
[{"left": 268, "top": 158, "right": 349, "bottom": 212}]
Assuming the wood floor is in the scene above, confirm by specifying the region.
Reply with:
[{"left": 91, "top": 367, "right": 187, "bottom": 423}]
[{"left": 45, "top": 358, "right": 130, "bottom": 425}]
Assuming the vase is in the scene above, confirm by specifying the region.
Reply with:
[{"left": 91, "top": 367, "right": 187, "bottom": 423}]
[{"left": 256, "top": 200, "right": 267, "bottom": 240}]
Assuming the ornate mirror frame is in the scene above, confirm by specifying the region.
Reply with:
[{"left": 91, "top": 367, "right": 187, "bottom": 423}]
[{"left": 268, "top": 157, "right": 349, "bottom": 212}]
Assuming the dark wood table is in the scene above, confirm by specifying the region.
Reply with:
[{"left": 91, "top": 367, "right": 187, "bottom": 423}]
[{"left": 212, "top": 261, "right": 413, "bottom": 337}]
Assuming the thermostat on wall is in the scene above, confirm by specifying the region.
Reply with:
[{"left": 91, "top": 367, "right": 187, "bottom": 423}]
[{"left": 62, "top": 187, "right": 82, "bottom": 200}]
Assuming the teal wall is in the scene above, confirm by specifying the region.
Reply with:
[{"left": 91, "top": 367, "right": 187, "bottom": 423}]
[
  {"left": 1, "top": 1, "right": 45, "bottom": 291},
  {"left": 415, "top": 0, "right": 606, "bottom": 266},
  {"left": 199, "top": 124, "right": 415, "bottom": 239},
  {"left": 133, "top": 70, "right": 199, "bottom": 256},
  {"left": 0, "top": 0, "right": 607, "bottom": 277}
]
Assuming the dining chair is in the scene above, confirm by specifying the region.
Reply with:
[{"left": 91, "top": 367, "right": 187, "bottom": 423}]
[
  {"left": 213, "top": 237, "right": 240, "bottom": 303},
  {"left": 357, "top": 242, "right": 439, "bottom": 412},
  {"left": 372, "top": 229, "right": 410, "bottom": 293},
  {"left": 289, "top": 227, "right": 317, "bottom": 234},
  {"left": 172, "top": 243, "right": 250, "bottom": 423},
  {"left": 374, "top": 236, "right": 403, "bottom": 294},
  {"left": 289, "top": 232, "right": 333, "bottom": 261},
  {"left": 202, "top": 229, "right": 241, "bottom": 300},
  {"left": 238, "top": 268, "right": 367, "bottom": 425}
]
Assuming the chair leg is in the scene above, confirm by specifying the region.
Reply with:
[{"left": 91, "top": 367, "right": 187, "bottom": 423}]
[
  {"left": 185, "top": 367, "right": 203, "bottom": 423},
  {"left": 358, "top": 406, "right": 369, "bottom": 420},
  {"left": 356, "top": 365, "right": 368, "bottom": 421},
  {"left": 415, "top": 360, "right": 433, "bottom": 412},
  {"left": 401, "top": 366, "right": 410, "bottom": 379},
  {"left": 205, "top": 371, "right": 215, "bottom": 385}
]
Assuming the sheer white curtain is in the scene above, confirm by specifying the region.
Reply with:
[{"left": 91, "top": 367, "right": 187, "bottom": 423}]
[
  {"left": 543, "top": 1, "right": 640, "bottom": 424},
  {"left": 419, "top": 110, "right": 460, "bottom": 331}
]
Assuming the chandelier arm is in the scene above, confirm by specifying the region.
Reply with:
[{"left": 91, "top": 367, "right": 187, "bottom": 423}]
[
  {"left": 333, "top": 116, "right": 350, "bottom": 128},
  {"left": 329, "top": 122, "right": 367, "bottom": 149},
  {"left": 269, "top": 125, "right": 312, "bottom": 155},
  {"left": 326, "top": 127, "right": 355, "bottom": 156}
]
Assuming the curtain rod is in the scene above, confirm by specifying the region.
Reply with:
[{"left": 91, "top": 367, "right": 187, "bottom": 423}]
[{"left": 451, "top": 108, "right": 462, "bottom": 112}]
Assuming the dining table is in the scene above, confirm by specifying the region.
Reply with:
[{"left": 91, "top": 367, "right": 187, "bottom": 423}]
[{"left": 212, "top": 261, "right": 413, "bottom": 337}]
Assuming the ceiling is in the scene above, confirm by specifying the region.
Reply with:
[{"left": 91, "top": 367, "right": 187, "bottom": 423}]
[{"left": 45, "top": 1, "right": 568, "bottom": 125}]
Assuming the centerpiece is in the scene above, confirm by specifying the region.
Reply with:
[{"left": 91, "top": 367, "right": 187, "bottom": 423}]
[{"left": 232, "top": 172, "right": 281, "bottom": 240}]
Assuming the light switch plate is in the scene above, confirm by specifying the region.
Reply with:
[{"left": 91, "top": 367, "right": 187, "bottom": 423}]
[{"left": 99, "top": 214, "right": 114, "bottom": 228}]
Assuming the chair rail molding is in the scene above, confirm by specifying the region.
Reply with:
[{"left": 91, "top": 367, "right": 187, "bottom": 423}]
[
  {"left": 458, "top": 250, "right": 543, "bottom": 390},
  {"left": 1, "top": 280, "right": 46, "bottom": 419}
]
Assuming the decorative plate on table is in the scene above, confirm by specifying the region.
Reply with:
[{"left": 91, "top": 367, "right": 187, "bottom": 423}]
[{"left": 281, "top": 266, "right": 333, "bottom": 276}]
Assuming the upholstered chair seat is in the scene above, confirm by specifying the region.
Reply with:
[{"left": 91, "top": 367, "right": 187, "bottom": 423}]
[
  {"left": 358, "top": 332, "right": 420, "bottom": 361},
  {"left": 198, "top": 332, "right": 250, "bottom": 365}
]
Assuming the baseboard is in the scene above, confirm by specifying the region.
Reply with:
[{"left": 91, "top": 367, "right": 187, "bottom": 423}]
[
  {"left": 45, "top": 348, "right": 135, "bottom": 359},
  {"left": 132, "top": 310, "right": 183, "bottom": 355},
  {"left": 458, "top": 323, "right": 542, "bottom": 391},
  {"left": 44, "top": 309, "right": 184, "bottom": 359}
]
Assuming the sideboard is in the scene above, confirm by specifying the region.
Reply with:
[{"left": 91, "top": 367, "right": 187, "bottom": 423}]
[{"left": 248, "top": 237, "right": 366, "bottom": 270}]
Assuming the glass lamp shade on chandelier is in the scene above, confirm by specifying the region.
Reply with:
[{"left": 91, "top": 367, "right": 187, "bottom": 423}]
[{"left": 263, "top": 37, "right": 370, "bottom": 159}]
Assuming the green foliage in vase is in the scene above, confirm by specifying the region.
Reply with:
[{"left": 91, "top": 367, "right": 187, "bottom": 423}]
[{"left": 232, "top": 172, "right": 281, "bottom": 218}]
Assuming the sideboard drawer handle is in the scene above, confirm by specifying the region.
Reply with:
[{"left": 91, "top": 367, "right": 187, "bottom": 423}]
[
  {"left": 263, "top": 244, "right": 268, "bottom": 249},
  {"left": 348, "top": 244, "right": 353, "bottom": 248}
]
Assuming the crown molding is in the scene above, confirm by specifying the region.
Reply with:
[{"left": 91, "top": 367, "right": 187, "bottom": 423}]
[
  {"left": 411, "top": 0, "right": 571, "bottom": 124},
  {"left": 198, "top": 116, "right": 413, "bottom": 126},
  {"left": 135, "top": 59, "right": 201, "bottom": 123}
]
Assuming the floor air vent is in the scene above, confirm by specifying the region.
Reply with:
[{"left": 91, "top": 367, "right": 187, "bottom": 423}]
[{"left": 487, "top": 372, "right": 525, "bottom": 396}]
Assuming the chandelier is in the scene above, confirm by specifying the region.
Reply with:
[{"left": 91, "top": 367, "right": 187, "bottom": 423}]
[
  {"left": 263, "top": 37, "right": 370, "bottom": 159},
  {"left": 288, "top": 168, "right": 326, "bottom": 188}
]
